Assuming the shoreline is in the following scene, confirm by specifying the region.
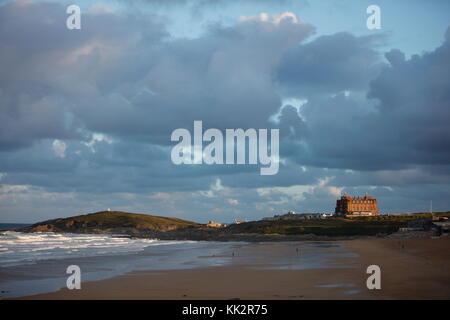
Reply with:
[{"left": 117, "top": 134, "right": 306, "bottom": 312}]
[
  {"left": 10, "top": 228, "right": 374, "bottom": 242},
  {"left": 6, "top": 226, "right": 429, "bottom": 242},
  {"left": 10, "top": 236, "right": 450, "bottom": 300}
]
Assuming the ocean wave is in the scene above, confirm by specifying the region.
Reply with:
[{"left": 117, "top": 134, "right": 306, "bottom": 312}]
[{"left": 0, "top": 232, "right": 196, "bottom": 267}]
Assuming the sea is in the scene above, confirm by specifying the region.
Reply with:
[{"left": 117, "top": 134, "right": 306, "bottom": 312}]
[
  {"left": 0, "top": 229, "right": 358, "bottom": 298},
  {"left": 0, "top": 223, "right": 31, "bottom": 231}
]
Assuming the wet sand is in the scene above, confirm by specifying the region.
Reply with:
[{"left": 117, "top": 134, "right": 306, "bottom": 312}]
[{"left": 15, "top": 236, "right": 450, "bottom": 300}]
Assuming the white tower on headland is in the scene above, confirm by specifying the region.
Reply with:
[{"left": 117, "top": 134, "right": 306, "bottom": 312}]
[
  {"left": 107, "top": 208, "right": 111, "bottom": 212},
  {"left": 430, "top": 200, "right": 435, "bottom": 220}
]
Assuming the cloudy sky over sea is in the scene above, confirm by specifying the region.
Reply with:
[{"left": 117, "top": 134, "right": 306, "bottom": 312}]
[{"left": 1, "top": 0, "right": 449, "bottom": 223}]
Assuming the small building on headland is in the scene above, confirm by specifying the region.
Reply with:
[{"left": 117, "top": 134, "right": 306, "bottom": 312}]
[
  {"left": 234, "top": 219, "right": 248, "bottom": 224},
  {"left": 335, "top": 193, "right": 378, "bottom": 217},
  {"left": 206, "top": 221, "right": 224, "bottom": 228}
]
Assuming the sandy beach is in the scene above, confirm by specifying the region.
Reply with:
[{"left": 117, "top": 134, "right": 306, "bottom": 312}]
[{"left": 14, "top": 236, "right": 450, "bottom": 300}]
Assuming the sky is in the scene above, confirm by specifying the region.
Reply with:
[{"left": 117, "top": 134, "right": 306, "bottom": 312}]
[{"left": 0, "top": 0, "right": 450, "bottom": 223}]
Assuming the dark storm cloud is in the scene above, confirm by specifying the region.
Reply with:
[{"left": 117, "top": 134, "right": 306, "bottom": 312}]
[
  {"left": 73, "top": 13, "right": 315, "bottom": 142},
  {"left": 0, "top": 138, "right": 216, "bottom": 193},
  {"left": 1, "top": 0, "right": 450, "bottom": 223},
  {"left": 0, "top": 0, "right": 167, "bottom": 151},
  {"left": 278, "top": 30, "right": 450, "bottom": 174},
  {"left": 277, "top": 32, "right": 386, "bottom": 96},
  {"left": 368, "top": 42, "right": 450, "bottom": 160},
  {"left": 0, "top": 0, "right": 315, "bottom": 152}
]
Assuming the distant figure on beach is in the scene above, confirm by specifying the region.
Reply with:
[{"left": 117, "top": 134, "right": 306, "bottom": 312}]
[
  {"left": 232, "top": 251, "right": 235, "bottom": 257},
  {"left": 296, "top": 248, "right": 300, "bottom": 256}
]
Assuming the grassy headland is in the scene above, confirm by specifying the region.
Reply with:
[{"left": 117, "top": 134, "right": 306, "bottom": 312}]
[
  {"left": 17, "top": 210, "right": 450, "bottom": 241},
  {"left": 20, "top": 211, "right": 201, "bottom": 234}
]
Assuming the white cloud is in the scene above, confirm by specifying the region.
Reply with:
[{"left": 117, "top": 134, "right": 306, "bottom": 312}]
[
  {"left": 327, "top": 186, "right": 343, "bottom": 197},
  {"left": 149, "top": 192, "right": 171, "bottom": 200},
  {"left": 0, "top": 184, "right": 30, "bottom": 194},
  {"left": 239, "top": 12, "right": 299, "bottom": 25},
  {"left": 83, "top": 133, "right": 114, "bottom": 153},
  {"left": 52, "top": 139, "right": 67, "bottom": 158},
  {"left": 198, "top": 178, "right": 226, "bottom": 198},
  {"left": 87, "top": 3, "right": 115, "bottom": 14},
  {"left": 257, "top": 184, "right": 308, "bottom": 202}
]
